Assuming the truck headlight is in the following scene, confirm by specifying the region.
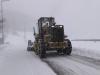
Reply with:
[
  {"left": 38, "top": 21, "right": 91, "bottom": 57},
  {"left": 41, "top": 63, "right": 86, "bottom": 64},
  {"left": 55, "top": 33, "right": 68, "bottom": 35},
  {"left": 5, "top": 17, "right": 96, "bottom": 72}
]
[
  {"left": 51, "top": 26, "right": 54, "bottom": 27},
  {"left": 60, "top": 26, "right": 63, "bottom": 28}
]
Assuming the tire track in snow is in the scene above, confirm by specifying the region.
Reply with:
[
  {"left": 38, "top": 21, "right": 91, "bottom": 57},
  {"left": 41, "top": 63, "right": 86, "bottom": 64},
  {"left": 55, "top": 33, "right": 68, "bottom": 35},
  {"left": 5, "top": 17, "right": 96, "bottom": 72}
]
[
  {"left": 64, "top": 55, "right": 100, "bottom": 70},
  {"left": 44, "top": 54, "right": 100, "bottom": 75},
  {"left": 43, "top": 59, "right": 77, "bottom": 75}
]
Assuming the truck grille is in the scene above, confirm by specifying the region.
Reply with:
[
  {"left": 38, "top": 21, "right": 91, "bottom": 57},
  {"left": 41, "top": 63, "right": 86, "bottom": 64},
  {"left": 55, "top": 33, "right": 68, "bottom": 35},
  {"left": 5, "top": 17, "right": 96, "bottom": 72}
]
[{"left": 49, "top": 42, "right": 67, "bottom": 48}]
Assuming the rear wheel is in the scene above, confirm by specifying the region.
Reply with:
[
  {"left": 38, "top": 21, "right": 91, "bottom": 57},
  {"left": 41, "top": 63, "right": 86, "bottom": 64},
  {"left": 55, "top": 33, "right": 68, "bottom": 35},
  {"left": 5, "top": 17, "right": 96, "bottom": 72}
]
[
  {"left": 67, "top": 48, "right": 72, "bottom": 55},
  {"left": 63, "top": 48, "right": 67, "bottom": 54},
  {"left": 63, "top": 39, "right": 72, "bottom": 55},
  {"left": 57, "top": 49, "right": 62, "bottom": 54}
]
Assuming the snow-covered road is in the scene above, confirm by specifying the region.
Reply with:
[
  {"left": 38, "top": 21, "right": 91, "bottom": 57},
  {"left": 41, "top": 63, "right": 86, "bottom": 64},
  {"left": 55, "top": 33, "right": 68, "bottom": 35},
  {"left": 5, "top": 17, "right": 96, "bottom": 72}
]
[
  {"left": 0, "top": 33, "right": 56, "bottom": 75},
  {"left": 0, "top": 32, "right": 100, "bottom": 75},
  {"left": 44, "top": 54, "right": 100, "bottom": 75}
]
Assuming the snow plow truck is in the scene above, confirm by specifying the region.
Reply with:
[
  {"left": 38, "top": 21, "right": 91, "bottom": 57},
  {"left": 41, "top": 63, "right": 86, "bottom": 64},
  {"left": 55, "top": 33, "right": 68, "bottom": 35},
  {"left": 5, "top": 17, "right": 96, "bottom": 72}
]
[{"left": 27, "top": 17, "right": 72, "bottom": 58}]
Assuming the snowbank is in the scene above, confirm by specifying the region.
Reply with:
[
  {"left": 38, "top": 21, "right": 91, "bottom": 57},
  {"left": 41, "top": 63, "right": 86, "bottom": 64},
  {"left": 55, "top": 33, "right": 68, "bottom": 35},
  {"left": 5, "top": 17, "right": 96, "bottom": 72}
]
[{"left": 72, "top": 41, "right": 100, "bottom": 60}]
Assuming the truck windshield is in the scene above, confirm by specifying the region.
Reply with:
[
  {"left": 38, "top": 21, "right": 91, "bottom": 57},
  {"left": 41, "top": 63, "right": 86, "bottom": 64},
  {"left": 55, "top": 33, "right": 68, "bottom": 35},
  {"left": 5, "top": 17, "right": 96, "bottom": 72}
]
[{"left": 42, "top": 21, "right": 49, "bottom": 27}]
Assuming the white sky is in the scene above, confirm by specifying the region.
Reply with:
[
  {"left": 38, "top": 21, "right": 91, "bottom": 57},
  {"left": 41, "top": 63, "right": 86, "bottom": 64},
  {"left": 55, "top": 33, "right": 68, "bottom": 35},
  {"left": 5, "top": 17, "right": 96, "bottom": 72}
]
[{"left": 2, "top": 0, "right": 100, "bottom": 39}]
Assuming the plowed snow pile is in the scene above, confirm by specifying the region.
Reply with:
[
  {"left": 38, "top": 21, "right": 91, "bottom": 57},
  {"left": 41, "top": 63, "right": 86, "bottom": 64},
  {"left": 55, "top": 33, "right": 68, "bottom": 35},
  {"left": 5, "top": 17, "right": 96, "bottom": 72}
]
[{"left": 72, "top": 41, "right": 100, "bottom": 60}]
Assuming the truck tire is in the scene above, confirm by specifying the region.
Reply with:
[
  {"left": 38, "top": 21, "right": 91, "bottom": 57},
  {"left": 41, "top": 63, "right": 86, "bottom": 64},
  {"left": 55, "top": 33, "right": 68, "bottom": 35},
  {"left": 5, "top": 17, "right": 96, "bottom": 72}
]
[
  {"left": 39, "top": 42, "right": 46, "bottom": 58},
  {"left": 67, "top": 39, "right": 72, "bottom": 55},
  {"left": 63, "top": 39, "right": 72, "bottom": 55},
  {"left": 57, "top": 49, "right": 62, "bottom": 54},
  {"left": 63, "top": 48, "right": 67, "bottom": 54},
  {"left": 39, "top": 50, "right": 46, "bottom": 58}
]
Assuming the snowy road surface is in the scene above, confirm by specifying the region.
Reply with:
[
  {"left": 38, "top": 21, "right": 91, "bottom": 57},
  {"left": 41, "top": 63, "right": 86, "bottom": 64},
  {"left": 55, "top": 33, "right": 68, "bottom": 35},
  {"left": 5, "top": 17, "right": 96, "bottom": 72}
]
[
  {"left": 0, "top": 33, "right": 56, "bottom": 75},
  {"left": 44, "top": 54, "right": 100, "bottom": 75},
  {"left": 0, "top": 32, "right": 100, "bottom": 75}
]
